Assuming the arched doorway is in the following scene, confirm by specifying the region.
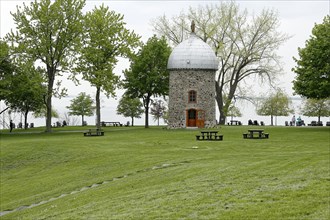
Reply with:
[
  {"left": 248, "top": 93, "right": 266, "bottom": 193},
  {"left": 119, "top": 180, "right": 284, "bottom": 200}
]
[
  {"left": 187, "top": 109, "right": 196, "bottom": 127},
  {"left": 186, "top": 109, "right": 205, "bottom": 128}
]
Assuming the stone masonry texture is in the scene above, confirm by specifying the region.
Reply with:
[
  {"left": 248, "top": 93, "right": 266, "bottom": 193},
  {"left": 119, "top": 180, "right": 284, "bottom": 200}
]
[{"left": 168, "top": 69, "right": 216, "bottom": 128}]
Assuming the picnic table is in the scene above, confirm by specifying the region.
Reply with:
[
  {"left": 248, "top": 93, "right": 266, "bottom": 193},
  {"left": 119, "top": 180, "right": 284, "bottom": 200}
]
[
  {"left": 228, "top": 120, "right": 242, "bottom": 125},
  {"left": 196, "top": 131, "right": 223, "bottom": 141},
  {"left": 84, "top": 128, "right": 104, "bottom": 137},
  {"left": 243, "top": 129, "right": 269, "bottom": 139},
  {"left": 101, "top": 121, "right": 122, "bottom": 127}
]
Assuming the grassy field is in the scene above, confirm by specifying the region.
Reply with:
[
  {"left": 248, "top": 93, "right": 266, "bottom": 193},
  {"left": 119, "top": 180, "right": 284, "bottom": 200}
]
[{"left": 0, "top": 125, "right": 329, "bottom": 219}]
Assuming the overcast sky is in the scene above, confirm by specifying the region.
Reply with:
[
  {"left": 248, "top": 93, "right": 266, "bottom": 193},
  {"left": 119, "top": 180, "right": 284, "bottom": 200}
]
[{"left": 0, "top": 0, "right": 329, "bottom": 126}]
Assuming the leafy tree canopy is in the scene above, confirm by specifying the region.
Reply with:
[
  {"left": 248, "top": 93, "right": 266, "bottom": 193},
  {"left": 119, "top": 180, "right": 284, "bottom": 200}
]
[
  {"left": 257, "top": 90, "right": 294, "bottom": 125},
  {"left": 150, "top": 99, "right": 167, "bottom": 126},
  {"left": 0, "top": 40, "right": 15, "bottom": 101},
  {"left": 1, "top": 40, "right": 45, "bottom": 128},
  {"left": 116, "top": 93, "right": 143, "bottom": 126},
  {"left": 6, "top": 0, "right": 86, "bottom": 132},
  {"left": 67, "top": 92, "right": 95, "bottom": 126},
  {"left": 75, "top": 4, "right": 140, "bottom": 128},
  {"left": 152, "top": 2, "right": 289, "bottom": 124},
  {"left": 300, "top": 98, "right": 330, "bottom": 123},
  {"left": 123, "top": 35, "right": 172, "bottom": 128},
  {"left": 34, "top": 107, "right": 59, "bottom": 119},
  {"left": 5, "top": 60, "right": 46, "bottom": 129},
  {"left": 292, "top": 15, "right": 330, "bottom": 99},
  {"left": 227, "top": 105, "right": 242, "bottom": 118}
]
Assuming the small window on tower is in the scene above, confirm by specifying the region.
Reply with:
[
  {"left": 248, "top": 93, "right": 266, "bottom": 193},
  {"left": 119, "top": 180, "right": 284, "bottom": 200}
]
[{"left": 189, "top": 90, "right": 197, "bottom": 103}]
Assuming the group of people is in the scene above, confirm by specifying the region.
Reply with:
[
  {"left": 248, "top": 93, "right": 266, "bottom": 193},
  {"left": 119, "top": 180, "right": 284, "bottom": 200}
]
[
  {"left": 8, "top": 120, "right": 36, "bottom": 132},
  {"left": 291, "top": 115, "right": 304, "bottom": 126}
]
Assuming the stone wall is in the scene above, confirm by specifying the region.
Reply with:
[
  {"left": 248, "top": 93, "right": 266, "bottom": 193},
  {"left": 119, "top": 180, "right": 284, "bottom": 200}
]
[{"left": 168, "top": 69, "right": 216, "bottom": 128}]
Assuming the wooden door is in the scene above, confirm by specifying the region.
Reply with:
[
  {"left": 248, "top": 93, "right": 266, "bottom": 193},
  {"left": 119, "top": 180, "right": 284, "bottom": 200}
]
[
  {"left": 196, "top": 110, "right": 205, "bottom": 128},
  {"left": 187, "top": 109, "right": 196, "bottom": 127}
]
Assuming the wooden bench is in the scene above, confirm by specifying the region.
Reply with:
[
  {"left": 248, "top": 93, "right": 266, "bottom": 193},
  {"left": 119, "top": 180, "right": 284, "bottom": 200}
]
[
  {"left": 101, "top": 121, "right": 122, "bottom": 127},
  {"left": 196, "top": 133, "right": 223, "bottom": 141},
  {"left": 84, "top": 129, "right": 104, "bottom": 137},
  {"left": 228, "top": 120, "right": 242, "bottom": 126},
  {"left": 243, "top": 130, "right": 269, "bottom": 139},
  {"left": 195, "top": 135, "right": 207, "bottom": 140},
  {"left": 213, "top": 135, "right": 223, "bottom": 140}
]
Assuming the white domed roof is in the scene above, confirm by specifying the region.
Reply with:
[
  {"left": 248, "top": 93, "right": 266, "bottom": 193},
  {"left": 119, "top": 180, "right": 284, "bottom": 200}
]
[{"left": 167, "top": 33, "right": 218, "bottom": 70}]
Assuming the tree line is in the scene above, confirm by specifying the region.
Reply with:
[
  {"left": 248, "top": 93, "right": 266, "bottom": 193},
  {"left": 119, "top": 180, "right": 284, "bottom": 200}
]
[
  {"left": 0, "top": 0, "right": 170, "bottom": 131},
  {"left": 1, "top": 0, "right": 329, "bottom": 131}
]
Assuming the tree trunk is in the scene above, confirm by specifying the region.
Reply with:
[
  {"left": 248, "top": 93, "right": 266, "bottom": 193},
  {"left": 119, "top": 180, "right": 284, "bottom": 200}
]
[
  {"left": 145, "top": 106, "right": 149, "bottom": 128},
  {"left": 270, "top": 115, "right": 274, "bottom": 126},
  {"left": 131, "top": 117, "right": 134, "bottom": 126},
  {"left": 219, "top": 108, "right": 226, "bottom": 125},
  {"left": 45, "top": 85, "right": 53, "bottom": 132},
  {"left": 45, "top": 68, "right": 55, "bottom": 133},
  {"left": 96, "top": 87, "right": 101, "bottom": 129},
  {"left": 82, "top": 115, "right": 84, "bottom": 126},
  {"left": 24, "top": 110, "right": 29, "bottom": 130},
  {"left": 216, "top": 92, "right": 226, "bottom": 125},
  {"left": 144, "top": 96, "right": 150, "bottom": 128},
  {"left": 215, "top": 80, "right": 237, "bottom": 125}
]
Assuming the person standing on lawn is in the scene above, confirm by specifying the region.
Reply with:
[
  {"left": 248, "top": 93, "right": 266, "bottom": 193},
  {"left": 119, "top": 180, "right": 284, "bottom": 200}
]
[{"left": 9, "top": 120, "right": 14, "bottom": 132}]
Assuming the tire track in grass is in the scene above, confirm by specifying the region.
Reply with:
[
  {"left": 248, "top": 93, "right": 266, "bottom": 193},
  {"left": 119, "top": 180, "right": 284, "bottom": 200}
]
[{"left": 0, "top": 161, "right": 191, "bottom": 217}]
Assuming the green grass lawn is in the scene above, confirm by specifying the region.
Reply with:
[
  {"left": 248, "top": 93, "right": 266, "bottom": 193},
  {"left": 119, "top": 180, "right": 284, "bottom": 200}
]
[{"left": 0, "top": 125, "right": 329, "bottom": 219}]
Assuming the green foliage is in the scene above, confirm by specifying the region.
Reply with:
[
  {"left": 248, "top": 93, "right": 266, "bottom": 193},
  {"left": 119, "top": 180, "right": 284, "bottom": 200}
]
[
  {"left": 0, "top": 40, "right": 15, "bottom": 101},
  {"left": 67, "top": 92, "right": 95, "bottom": 126},
  {"left": 6, "top": 0, "right": 86, "bottom": 132},
  {"left": 227, "top": 105, "right": 242, "bottom": 117},
  {"left": 74, "top": 4, "right": 140, "bottom": 128},
  {"left": 150, "top": 99, "right": 167, "bottom": 126},
  {"left": 1, "top": 40, "right": 46, "bottom": 128},
  {"left": 5, "top": 60, "right": 46, "bottom": 129},
  {"left": 292, "top": 15, "right": 330, "bottom": 99},
  {"left": 123, "top": 35, "right": 172, "bottom": 128},
  {"left": 257, "top": 90, "right": 294, "bottom": 125},
  {"left": 0, "top": 126, "right": 329, "bottom": 219},
  {"left": 300, "top": 98, "right": 330, "bottom": 122},
  {"left": 33, "top": 107, "right": 59, "bottom": 119},
  {"left": 116, "top": 93, "right": 143, "bottom": 126},
  {"left": 152, "top": 2, "right": 289, "bottom": 124}
]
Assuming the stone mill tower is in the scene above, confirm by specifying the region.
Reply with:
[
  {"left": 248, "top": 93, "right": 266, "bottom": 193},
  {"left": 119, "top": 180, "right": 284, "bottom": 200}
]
[{"left": 167, "top": 21, "right": 218, "bottom": 128}]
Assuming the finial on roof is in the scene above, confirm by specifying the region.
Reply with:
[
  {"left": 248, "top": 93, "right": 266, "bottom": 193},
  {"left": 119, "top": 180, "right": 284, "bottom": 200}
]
[{"left": 191, "top": 20, "right": 195, "bottom": 33}]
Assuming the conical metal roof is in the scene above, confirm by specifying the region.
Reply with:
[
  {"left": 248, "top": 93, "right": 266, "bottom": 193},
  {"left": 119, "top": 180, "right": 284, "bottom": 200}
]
[{"left": 167, "top": 33, "right": 218, "bottom": 70}]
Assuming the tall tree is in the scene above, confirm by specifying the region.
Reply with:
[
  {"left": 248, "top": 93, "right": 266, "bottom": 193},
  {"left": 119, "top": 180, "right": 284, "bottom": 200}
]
[
  {"left": 150, "top": 99, "right": 167, "bottom": 126},
  {"left": 152, "top": 2, "right": 288, "bottom": 124},
  {"left": 123, "top": 35, "right": 172, "bottom": 128},
  {"left": 6, "top": 0, "right": 85, "bottom": 132},
  {"left": 116, "top": 93, "right": 144, "bottom": 126},
  {"left": 5, "top": 60, "right": 46, "bottom": 129},
  {"left": 257, "top": 90, "right": 294, "bottom": 126},
  {"left": 67, "top": 92, "right": 95, "bottom": 126},
  {"left": 1, "top": 40, "right": 45, "bottom": 127},
  {"left": 74, "top": 5, "right": 140, "bottom": 129},
  {"left": 0, "top": 40, "right": 15, "bottom": 102},
  {"left": 292, "top": 15, "right": 330, "bottom": 99},
  {"left": 227, "top": 104, "right": 242, "bottom": 123},
  {"left": 300, "top": 98, "right": 330, "bottom": 123}
]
